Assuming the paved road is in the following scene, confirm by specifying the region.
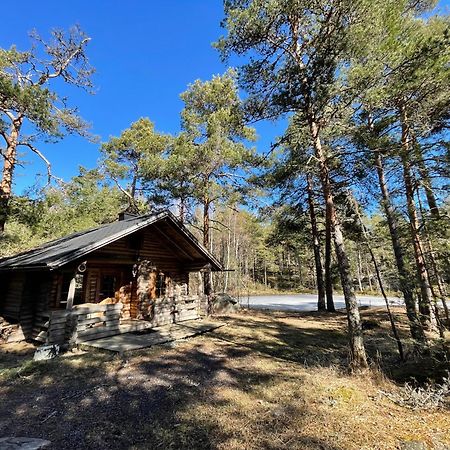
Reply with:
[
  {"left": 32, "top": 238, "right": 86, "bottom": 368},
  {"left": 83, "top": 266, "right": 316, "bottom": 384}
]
[{"left": 242, "top": 293, "right": 403, "bottom": 312}]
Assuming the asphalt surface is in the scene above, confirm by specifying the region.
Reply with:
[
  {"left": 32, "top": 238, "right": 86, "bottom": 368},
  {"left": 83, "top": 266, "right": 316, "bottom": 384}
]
[{"left": 243, "top": 293, "right": 403, "bottom": 312}]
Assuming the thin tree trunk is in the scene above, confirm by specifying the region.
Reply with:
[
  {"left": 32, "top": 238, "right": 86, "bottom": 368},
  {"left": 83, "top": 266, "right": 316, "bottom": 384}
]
[
  {"left": 130, "top": 172, "right": 138, "bottom": 208},
  {"left": 224, "top": 214, "right": 232, "bottom": 292},
  {"left": 416, "top": 189, "right": 450, "bottom": 323},
  {"left": 306, "top": 173, "right": 326, "bottom": 311},
  {"left": 325, "top": 203, "right": 335, "bottom": 312},
  {"left": 357, "top": 247, "right": 364, "bottom": 292},
  {"left": 373, "top": 138, "right": 425, "bottom": 342},
  {"left": 366, "top": 242, "right": 406, "bottom": 362},
  {"left": 350, "top": 193, "right": 405, "bottom": 361},
  {"left": 310, "top": 120, "right": 368, "bottom": 370},
  {"left": 429, "top": 247, "right": 450, "bottom": 322},
  {"left": 264, "top": 259, "right": 268, "bottom": 287},
  {"left": 399, "top": 105, "right": 436, "bottom": 331},
  {"left": 366, "top": 261, "right": 373, "bottom": 292},
  {"left": 203, "top": 198, "right": 212, "bottom": 296},
  {"left": 413, "top": 138, "right": 440, "bottom": 220}
]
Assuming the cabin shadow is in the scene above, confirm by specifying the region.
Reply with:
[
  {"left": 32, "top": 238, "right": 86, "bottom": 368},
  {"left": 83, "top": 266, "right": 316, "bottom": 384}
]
[{"left": 0, "top": 343, "right": 343, "bottom": 450}]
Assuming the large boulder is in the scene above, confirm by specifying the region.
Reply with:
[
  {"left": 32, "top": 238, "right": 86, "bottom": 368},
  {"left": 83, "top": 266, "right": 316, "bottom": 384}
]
[{"left": 210, "top": 293, "right": 240, "bottom": 314}]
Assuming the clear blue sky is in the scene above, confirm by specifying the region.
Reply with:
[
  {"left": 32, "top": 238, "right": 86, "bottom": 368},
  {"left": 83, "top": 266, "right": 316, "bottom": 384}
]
[
  {"left": 2, "top": 0, "right": 448, "bottom": 195},
  {"left": 1, "top": 0, "right": 284, "bottom": 194}
]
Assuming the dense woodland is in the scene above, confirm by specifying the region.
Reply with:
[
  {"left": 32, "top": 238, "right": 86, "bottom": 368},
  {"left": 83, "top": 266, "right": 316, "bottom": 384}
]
[{"left": 1, "top": 0, "right": 449, "bottom": 370}]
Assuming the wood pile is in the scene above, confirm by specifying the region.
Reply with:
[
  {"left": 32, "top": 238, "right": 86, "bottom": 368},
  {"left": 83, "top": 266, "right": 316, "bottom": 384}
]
[
  {"left": 0, "top": 317, "right": 25, "bottom": 343},
  {"left": 136, "top": 261, "right": 157, "bottom": 320},
  {"left": 33, "top": 311, "right": 51, "bottom": 343},
  {"left": 117, "top": 284, "right": 132, "bottom": 320}
]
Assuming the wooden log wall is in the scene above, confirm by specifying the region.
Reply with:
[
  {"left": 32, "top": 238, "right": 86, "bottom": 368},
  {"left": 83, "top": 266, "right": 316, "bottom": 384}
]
[
  {"left": 137, "top": 295, "right": 201, "bottom": 327},
  {"left": 89, "top": 225, "right": 190, "bottom": 287},
  {"left": 69, "top": 303, "right": 123, "bottom": 343},
  {"left": 24, "top": 303, "right": 123, "bottom": 346},
  {"left": 174, "top": 296, "right": 200, "bottom": 322},
  {"left": 88, "top": 225, "right": 195, "bottom": 319},
  {"left": 17, "top": 294, "right": 202, "bottom": 346},
  {"left": 21, "top": 273, "right": 53, "bottom": 340},
  {"left": 46, "top": 310, "right": 70, "bottom": 345},
  {"left": 0, "top": 271, "right": 58, "bottom": 343},
  {"left": 0, "top": 273, "right": 25, "bottom": 321}
]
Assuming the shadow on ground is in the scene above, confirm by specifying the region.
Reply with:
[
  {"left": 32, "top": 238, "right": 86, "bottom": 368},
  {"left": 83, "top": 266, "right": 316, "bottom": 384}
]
[
  {"left": 0, "top": 308, "right": 448, "bottom": 449},
  {"left": 213, "top": 308, "right": 450, "bottom": 383},
  {"left": 0, "top": 339, "right": 341, "bottom": 450}
]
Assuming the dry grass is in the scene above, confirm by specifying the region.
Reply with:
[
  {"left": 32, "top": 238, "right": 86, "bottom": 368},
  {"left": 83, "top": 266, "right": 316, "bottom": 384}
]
[{"left": 0, "top": 308, "right": 449, "bottom": 450}]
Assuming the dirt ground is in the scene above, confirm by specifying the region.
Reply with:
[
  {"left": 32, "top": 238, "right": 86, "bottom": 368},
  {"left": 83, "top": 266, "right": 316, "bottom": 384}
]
[{"left": 0, "top": 308, "right": 449, "bottom": 450}]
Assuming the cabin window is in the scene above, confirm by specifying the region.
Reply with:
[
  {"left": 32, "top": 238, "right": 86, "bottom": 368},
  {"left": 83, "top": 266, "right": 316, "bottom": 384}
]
[
  {"left": 99, "top": 274, "right": 118, "bottom": 301},
  {"left": 156, "top": 272, "right": 166, "bottom": 298},
  {"left": 129, "top": 233, "right": 143, "bottom": 251}
]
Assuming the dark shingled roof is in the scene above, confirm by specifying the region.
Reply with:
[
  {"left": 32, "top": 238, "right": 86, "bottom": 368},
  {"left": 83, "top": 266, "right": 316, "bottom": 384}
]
[{"left": 0, "top": 210, "right": 222, "bottom": 271}]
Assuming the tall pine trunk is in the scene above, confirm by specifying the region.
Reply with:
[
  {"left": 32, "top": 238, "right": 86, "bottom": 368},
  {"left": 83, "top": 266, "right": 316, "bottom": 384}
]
[
  {"left": 306, "top": 173, "right": 326, "bottom": 311},
  {"left": 374, "top": 151, "right": 426, "bottom": 342},
  {"left": 413, "top": 143, "right": 449, "bottom": 321},
  {"left": 416, "top": 191, "right": 450, "bottom": 322},
  {"left": 325, "top": 203, "right": 335, "bottom": 312},
  {"left": 310, "top": 121, "right": 368, "bottom": 370},
  {"left": 399, "top": 105, "right": 436, "bottom": 331}
]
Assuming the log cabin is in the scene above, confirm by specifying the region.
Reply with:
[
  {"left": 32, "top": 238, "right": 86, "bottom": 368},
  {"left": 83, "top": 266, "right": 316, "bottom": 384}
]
[{"left": 0, "top": 210, "right": 222, "bottom": 346}]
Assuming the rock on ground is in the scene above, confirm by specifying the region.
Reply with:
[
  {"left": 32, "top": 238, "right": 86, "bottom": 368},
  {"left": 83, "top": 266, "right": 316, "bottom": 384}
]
[
  {"left": 0, "top": 437, "right": 51, "bottom": 449},
  {"left": 210, "top": 293, "right": 240, "bottom": 314}
]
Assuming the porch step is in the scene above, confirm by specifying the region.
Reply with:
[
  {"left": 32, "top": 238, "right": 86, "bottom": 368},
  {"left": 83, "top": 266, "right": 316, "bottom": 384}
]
[
  {"left": 119, "top": 319, "right": 155, "bottom": 334},
  {"left": 78, "top": 319, "right": 226, "bottom": 353}
]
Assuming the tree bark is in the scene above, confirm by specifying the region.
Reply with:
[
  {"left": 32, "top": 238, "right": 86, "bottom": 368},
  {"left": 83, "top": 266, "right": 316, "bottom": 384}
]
[
  {"left": 357, "top": 247, "right": 364, "bottom": 292},
  {"left": 350, "top": 193, "right": 404, "bottom": 361},
  {"left": 375, "top": 152, "right": 426, "bottom": 341},
  {"left": 416, "top": 190, "right": 450, "bottom": 323},
  {"left": 366, "top": 261, "right": 373, "bottom": 292},
  {"left": 372, "top": 131, "right": 426, "bottom": 342},
  {"left": 306, "top": 173, "right": 326, "bottom": 311},
  {"left": 325, "top": 202, "right": 335, "bottom": 312},
  {"left": 203, "top": 197, "right": 212, "bottom": 296},
  {"left": 310, "top": 120, "right": 368, "bottom": 370},
  {"left": 399, "top": 105, "right": 436, "bottom": 331},
  {"left": 0, "top": 119, "right": 22, "bottom": 233},
  {"left": 224, "top": 213, "right": 232, "bottom": 292},
  {"left": 413, "top": 138, "right": 440, "bottom": 220}
]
